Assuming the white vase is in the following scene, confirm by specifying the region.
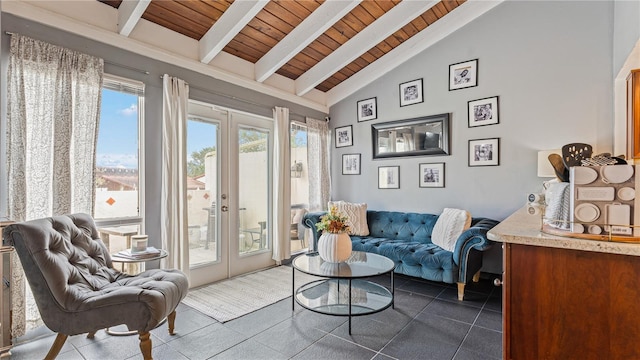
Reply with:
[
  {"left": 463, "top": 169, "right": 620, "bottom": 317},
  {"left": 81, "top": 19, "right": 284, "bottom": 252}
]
[{"left": 318, "top": 232, "right": 352, "bottom": 263}]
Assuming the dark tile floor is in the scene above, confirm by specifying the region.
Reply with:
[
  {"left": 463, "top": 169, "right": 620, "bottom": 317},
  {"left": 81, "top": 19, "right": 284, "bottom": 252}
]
[{"left": 10, "top": 274, "right": 502, "bottom": 360}]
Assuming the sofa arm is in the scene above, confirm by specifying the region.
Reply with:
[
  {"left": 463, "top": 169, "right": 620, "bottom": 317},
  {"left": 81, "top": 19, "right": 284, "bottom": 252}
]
[
  {"left": 302, "top": 211, "right": 326, "bottom": 252},
  {"left": 453, "top": 218, "right": 499, "bottom": 280}
]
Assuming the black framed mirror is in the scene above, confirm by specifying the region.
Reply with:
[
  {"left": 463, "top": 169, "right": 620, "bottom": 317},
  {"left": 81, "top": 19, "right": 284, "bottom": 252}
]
[{"left": 372, "top": 113, "right": 450, "bottom": 159}]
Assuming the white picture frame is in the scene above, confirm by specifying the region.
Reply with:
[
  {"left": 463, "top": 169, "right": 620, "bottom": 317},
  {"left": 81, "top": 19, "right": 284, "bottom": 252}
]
[
  {"left": 335, "top": 125, "right": 353, "bottom": 148},
  {"left": 399, "top": 78, "right": 424, "bottom": 107},
  {"left": 468, "top": 96, "right": 499, "bottom": 127},
  {"left": 357, "top": 97, "right": 377, "bottom": 122},
  {"left": 378, "top": 166, "right": 400, "bottom": 189},
  {"left": 419, "top": 163, "right": 445, "bottom": 188},
  {"left": 449, "top": 59, "right": 478, "bottom": 91}
]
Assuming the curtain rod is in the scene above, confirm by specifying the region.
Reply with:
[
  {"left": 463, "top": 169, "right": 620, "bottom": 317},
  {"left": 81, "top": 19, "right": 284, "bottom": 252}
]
[
  {"left": 5, "top": 31, "right": 149, "bottom": 75},
  {"left": 160, "top": 75, "right": 320, "bottom": 120}
]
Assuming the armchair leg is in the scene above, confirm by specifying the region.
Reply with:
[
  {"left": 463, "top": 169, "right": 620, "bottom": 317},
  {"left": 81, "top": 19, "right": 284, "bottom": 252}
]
[
  {"left": 138, "top": 331, "right": 152, "bottom": 360},
  {"left": 472, "top": 270, "right": 481, "bottom": 283},
  {"left": 44, "top": 334, "right": 68, "bottom": 360},
  {"left": 86, "top": 331, "right": 97, "bottom": 339},
  {"left": 457, "top": 282, "right": 465, "bottom": 301},
  {"left": 168, "top": 310, "right": 177, "bottom": 335}
]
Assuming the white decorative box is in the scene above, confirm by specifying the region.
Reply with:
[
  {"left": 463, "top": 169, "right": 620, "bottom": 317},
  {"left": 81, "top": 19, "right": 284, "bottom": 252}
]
[{"left": 569, "top": 165, "right": 639, "bottom": 237}]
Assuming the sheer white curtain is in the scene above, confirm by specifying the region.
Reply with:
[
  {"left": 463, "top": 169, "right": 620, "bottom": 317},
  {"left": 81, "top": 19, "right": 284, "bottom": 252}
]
[
  {"left": 6, "top": 34, "right": 103, "bottom": 336},
  {"left": 272, "top": 107, "right": 291, "bottom": 262},
  {"left": 161, "top": 74, "right": 190, "bottom": 277},
  {"left": 306, "top": 117, "right": 331, "bottom": 214}
]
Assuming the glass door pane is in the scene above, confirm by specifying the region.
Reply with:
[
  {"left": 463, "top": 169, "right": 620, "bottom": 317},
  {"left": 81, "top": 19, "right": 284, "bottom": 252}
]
[
  {"left": 186, "top": 118, "right": 219, "bottom": 268},
  {"left": 238, "top": 126, "right": 269, "bottom": 255},
  {"left": 290, "top": 123, "right": 309, "bottom": 253},
  {"left": 228, "top": 112, "right": 274, "bottom": 277}
]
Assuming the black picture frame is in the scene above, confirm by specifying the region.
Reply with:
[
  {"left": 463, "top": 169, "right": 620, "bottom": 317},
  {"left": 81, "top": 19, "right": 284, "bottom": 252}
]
[
  {"left": 468, "top": 138, "right": 500, "bottom": 166},
  {"left": 342, "top": 154, "right": 361, "bottom": 175},
  {"left": 399, "top": 78, "right": 424, "bottom": 107},
  {"left": 335, "top": 125, "right": 353, "bottom": 148},
  {"left": 357, "top": 97, "right": 377, "bottom": 122},
  {"left": 378, "top": 166, "right": 400, "bottom": 189},
  {"left": 449, "top": 59, "right": 478, "bottom": 91},
  {"left": 468, "top": 96, "right": 499, "bottom": 127},
  {"left": 419, "top": 163, "right": 445, "bottom": 188}
]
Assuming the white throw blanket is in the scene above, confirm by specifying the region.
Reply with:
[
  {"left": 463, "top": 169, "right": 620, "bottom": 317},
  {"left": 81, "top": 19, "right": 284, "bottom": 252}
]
[{"left": 545, "top": 182, "right": 571, "bottom": 230}]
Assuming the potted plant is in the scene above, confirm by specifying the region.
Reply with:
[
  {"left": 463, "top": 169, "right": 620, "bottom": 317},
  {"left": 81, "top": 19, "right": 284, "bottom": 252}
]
[{"left": 316, "top": 206, "right": 352, "bottom": 263}]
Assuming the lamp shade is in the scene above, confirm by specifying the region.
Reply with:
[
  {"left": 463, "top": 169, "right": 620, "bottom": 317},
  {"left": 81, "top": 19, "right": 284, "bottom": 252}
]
[{"left": 537, "top": 149, "right": 562, "bottom": 177}]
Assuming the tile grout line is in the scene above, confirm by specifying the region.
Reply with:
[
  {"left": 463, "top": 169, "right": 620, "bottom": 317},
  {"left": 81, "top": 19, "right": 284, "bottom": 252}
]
[
  {"left": 374, "top": 286, "right": 447, "bottom": 359},
  {"left": 450, "top": 285, "right": 499, "bottom": 360}
]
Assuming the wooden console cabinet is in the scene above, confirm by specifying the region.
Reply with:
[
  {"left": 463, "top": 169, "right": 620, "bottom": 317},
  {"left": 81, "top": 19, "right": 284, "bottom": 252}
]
[{"left": 490, "top": 208, "right": 640, "bottom": 360}]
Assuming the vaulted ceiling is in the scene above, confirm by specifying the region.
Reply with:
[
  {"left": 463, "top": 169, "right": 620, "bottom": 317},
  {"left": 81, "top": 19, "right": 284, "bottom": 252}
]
[
  {"left": 100, "top": 0, "right": 466, "bottom": 94},
  {"left": 3, "top": 0, "right": 503, "bottom": 112}
]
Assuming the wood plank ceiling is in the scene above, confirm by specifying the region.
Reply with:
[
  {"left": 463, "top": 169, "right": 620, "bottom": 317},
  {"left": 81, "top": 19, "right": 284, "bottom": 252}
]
[{"left": 99, "top": 0, "right": 466, "bottom": 94}]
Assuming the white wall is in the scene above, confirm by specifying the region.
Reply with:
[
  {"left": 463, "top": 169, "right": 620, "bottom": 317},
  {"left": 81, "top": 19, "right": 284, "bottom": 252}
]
[{"left": 329, "top": 1, "right": 615, "bottom": 222}]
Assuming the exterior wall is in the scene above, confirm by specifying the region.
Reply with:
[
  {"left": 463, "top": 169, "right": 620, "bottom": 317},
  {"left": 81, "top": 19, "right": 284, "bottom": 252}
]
[{"left": 290, "top": 147, "right": 309, "bottom": 206}]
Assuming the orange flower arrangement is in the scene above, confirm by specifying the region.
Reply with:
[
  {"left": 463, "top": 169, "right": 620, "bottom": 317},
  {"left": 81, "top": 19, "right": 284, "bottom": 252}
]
[{"left": 316, "top": 205, "right": 351, "bottom": 234}]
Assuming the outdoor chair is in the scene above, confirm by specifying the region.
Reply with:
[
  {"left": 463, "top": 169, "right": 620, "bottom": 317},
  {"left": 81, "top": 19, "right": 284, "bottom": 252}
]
[{"left": 2, "top": 213, "right": 189, "bottom": 360}]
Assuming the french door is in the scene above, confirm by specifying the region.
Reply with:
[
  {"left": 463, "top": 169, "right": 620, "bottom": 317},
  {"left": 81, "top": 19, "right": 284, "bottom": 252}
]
[{"left": 187, "top": 101, "right": 275, "bottom": 287}]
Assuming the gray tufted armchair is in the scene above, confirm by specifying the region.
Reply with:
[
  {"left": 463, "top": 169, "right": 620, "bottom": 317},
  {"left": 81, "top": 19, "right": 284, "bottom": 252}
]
[{"left": 2, "top": 213, "right": 189, "bottom": 360}]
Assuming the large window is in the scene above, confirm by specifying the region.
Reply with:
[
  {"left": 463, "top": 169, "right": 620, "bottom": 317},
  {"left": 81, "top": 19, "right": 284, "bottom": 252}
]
[{"left": 93, "top": 75, "right": 144, "bottom": 249}]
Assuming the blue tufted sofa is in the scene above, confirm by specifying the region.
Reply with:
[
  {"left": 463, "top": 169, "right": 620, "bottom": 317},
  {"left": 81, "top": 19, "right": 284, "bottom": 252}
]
[{"left": 303, "top": 210, "right": 499, "bottom": 301}]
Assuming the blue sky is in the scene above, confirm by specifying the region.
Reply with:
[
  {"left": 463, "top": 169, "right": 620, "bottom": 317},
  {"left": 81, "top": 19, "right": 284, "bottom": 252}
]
[
  {"left": 97, "top": 90, "right": 306, "bottom": 169},
  {"left": 97, "top": 90, "right": 216, "bottom": 169},
  {"left": 96, "top": 89, "right": 138, "bottom": 168}
]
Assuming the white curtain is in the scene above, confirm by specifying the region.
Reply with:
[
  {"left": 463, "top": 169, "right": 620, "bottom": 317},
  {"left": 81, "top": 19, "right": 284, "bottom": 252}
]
[
  {"left": 272, "top": 107, "right": 291, "bottom": 262},
  {"left": 7, "top": 34, "right": 103, "bottom": 336},
  {"left": 161, "top": 74, "right": 190, "bottom": 277},
  {"left": 306, "top": 117, "right": 332, "bottom": 214}
]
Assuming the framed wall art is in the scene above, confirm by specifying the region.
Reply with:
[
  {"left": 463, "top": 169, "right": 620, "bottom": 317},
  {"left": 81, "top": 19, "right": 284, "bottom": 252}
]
[
  {"left": 419, "top": 163, "right": 445, "bottom": 188},
  {"left": 335, "top": 125, "right": 353, "bottom": 148},
  {"left": 449, "top": 59, "right": 478, "bottom": 91},
  {"left": 399, "top": 78, "right": 424, "bottom": 107},
  {"left": 342, "top": 154, "right": 361, "bottom": 175},
  {"left": 468, "top": 96, "right": 499, "bottom": 127},
  {"left": 357, "top": 97, "right": 377, "bottom": 122},
  {"left": 378, "top": 166, "right": 400, "bottom": 189},
  {"left": 469, "top": 138, "right": 500, "bottom": 167}
]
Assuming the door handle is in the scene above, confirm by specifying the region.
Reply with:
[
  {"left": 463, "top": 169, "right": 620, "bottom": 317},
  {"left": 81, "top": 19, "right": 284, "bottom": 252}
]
[{"left": 221, "top": 205, "right": 229, "bottom": 212}]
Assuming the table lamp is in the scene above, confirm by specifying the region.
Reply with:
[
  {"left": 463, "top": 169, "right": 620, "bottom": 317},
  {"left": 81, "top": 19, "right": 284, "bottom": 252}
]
[
  {"left": 537, "top": 149, "right": 562, "bottom": 190},
  {"left": 537, "top": 150, "right": 561, "bottom": 177}
]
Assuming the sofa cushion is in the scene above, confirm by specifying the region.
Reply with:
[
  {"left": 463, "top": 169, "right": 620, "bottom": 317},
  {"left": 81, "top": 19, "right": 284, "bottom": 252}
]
[
  {"left": 328, "top": 201, "right": 370, "bottom": 236},
  {"left": 432, "top": 208, "right": 471, "bottom": 252},
  {"left": 351, "top": 236, "right": 456, "bottom": 282}
]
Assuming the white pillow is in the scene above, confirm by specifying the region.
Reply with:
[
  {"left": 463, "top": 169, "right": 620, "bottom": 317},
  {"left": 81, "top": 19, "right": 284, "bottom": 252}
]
[
  {"left": 327, "top": 201, "right": 370, "bottom": 236},
  {"left": 432, "top": 208, "right": 472, "bottom": 252}
]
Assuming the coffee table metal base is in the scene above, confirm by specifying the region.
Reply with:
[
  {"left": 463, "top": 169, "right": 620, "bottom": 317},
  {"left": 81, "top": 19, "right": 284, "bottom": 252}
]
[{"left": 293, "top": 277, "right": 394, "bottom": 334}]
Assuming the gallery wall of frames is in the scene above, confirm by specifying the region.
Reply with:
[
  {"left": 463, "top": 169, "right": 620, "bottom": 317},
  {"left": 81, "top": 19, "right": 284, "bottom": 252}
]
[{"left": 341, "top": 58, "right": 501, "bottom": 190}]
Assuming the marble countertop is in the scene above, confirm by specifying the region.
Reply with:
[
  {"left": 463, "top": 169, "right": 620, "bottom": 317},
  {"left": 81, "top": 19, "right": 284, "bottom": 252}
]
[{"left": 488, "top": 206, "right": 640, "bottom": 256}]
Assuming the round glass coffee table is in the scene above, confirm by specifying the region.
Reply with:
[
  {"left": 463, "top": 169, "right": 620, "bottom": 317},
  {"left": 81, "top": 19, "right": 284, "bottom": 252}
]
[{"left": 292, "top": 251, "right": 395, "bottom": 334}]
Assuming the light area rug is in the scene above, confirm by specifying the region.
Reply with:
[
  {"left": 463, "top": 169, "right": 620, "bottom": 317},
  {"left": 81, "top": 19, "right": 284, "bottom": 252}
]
[{"left": 182, "top": 265, "right": 320, "bottom": 323}]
